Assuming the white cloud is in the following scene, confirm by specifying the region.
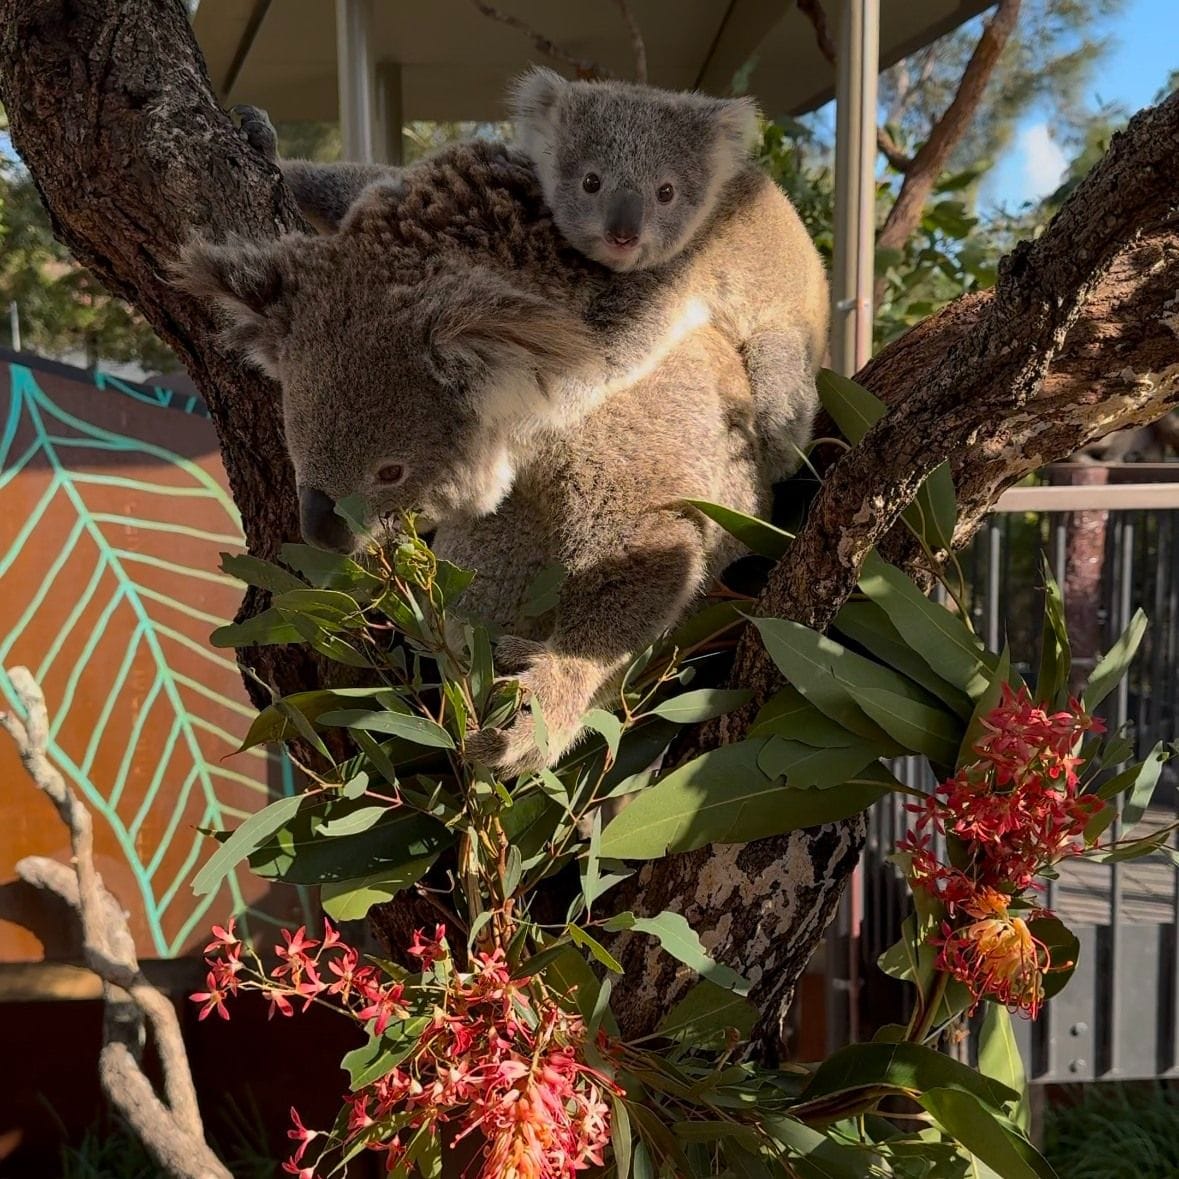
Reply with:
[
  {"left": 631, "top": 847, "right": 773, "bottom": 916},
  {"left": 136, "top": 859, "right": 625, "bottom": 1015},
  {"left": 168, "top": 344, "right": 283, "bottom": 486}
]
[{"left": 1018, "top": 123, "right": 1068, "bottom": 200}]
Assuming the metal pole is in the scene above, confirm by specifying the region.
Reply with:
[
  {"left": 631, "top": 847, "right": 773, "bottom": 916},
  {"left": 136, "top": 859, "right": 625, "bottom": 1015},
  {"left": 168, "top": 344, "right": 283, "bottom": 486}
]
[
  {"left": 335, "top": 0, "right": 377, "bottom": 162},
  {"left": 8, "top": 302, "right": 20, "bottom": 352},
  {"left": 377, "top": 62, "right": 405, "bottom": 166},
  {"left": 825, "top": 0, "right": 880, "bottom": 1054},
  {"left": 831, "top": 0, "right": 880, "bottom": 376}
]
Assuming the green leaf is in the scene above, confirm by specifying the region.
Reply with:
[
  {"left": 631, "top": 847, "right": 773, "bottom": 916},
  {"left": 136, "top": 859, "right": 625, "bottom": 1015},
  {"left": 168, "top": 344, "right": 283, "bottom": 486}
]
[
  {"left": 247, "top": 802, "right": 451, "bottom": 884},
  {"left": 1028, "top": 916, "right": 1079, "bottom": 1000},
  {"left": 343, "top": 1018, "right": 430, "bottom": 1089},
  {"left": 211, "top": 606, "right": 303, "bottom": 648},
  {"left": 604, "top": 910, "right": 751, "bottom": 995},
  {"left": 817, "top": 370, "right": 956, "bottom": 550},
  {"left": 756, "top": 736, "right": 880, "bottom": 786},
  {"left": 834, "top": 600, "right": 973, "bottom": 719},
  {"left": 798, "top": 1042, "right": 1018, "bottom": 1111},
  {"left": 191, "top": 792, "right": 305, "bottom": 896},
  {"left": 236, "top": 688, "right": 388, "bottom": 752},
  {"left": 762, "top": 1116, "right": 879, "bottom": 1178},
  {"left": 1083, "top": 609, "right": 1147, "bottom": 711},
  {"left": 683, "top": 499, "right": 792, "bottom": 559},
  {"left": 598, "top": 739, "right": 894, "bottom": 859},
  {"left": 567, "top": 924, "right": 624, "bottom": 973},
  {"left": 752, "top": 616, "right": 959, "bottom": 762},
  {"left": 612, "top": 1095, "right": 633, "bottom": 1179},
  {"left": 467, "top": 624, "right": 495, "bottom": 713},
  {"left": 918, "top": 1088, "right": 1056, "bottom": 1179},
  {"left": 1036, "top": 564, "right": 1071, "bottom": 707},
  {"left": 960, "top": 646, "right": 1014, "bottom": 764},
  {"left": 320, "top": 854, "right": 439, "bottom": 920},
  {"left": 318, "top": 707, "right": 455, "bottom": 750},
  {"left": 219, "top": 551, "right": 306, "bottom": 595},
  {"left": 1106, "top": 742, "right": 1169, "bottom": 827},
  {"left": 581, "top": 709, "right": 623, "bottom": 760},
  {"left": 749, "top": 685, "right": 864, "bottom": 747},
  {"left": 654, "top": 979, "right": 758, "bottom": 1046},
  {"left": 857, "top": 551, "right": 994, "bottom": 701},
  {"left": 279, "top": 542, "right": 383, "bottom": 594},
  {"left": 648, "top": 688, "right": 752, "bottom": 724},
  {"left": 319, "top": 805, "right": 392, "bottom": 837},
  {"left": 978, "top": 1005, "right": 1030, "bottom": 1134}
]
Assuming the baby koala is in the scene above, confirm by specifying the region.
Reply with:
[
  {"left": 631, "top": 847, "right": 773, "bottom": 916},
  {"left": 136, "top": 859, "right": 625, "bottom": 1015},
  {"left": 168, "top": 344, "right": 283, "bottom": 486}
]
[{"left": 509, "top": 68, "right": 829, "bottom": 483}]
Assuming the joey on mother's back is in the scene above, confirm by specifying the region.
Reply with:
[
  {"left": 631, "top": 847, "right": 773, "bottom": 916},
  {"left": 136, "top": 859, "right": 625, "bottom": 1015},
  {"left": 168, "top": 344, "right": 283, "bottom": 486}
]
[{"left": 176, "top": 145, "right": 772, "bottom": 775}]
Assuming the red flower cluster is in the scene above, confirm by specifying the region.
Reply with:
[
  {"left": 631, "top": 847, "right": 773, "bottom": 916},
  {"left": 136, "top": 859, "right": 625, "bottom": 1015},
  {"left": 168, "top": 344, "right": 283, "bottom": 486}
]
[
  {"left": 195, "top": 921, "right": 617, "bottom": 1179},
  {"left": 899, "top": 685, "right": 1103, "bottom": 1016}
]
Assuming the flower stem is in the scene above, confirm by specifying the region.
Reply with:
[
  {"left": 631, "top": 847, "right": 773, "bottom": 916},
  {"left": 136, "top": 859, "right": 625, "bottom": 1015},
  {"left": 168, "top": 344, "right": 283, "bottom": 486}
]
[{"left": 909, "top": 971, "right": 950, "bottom": 1043}]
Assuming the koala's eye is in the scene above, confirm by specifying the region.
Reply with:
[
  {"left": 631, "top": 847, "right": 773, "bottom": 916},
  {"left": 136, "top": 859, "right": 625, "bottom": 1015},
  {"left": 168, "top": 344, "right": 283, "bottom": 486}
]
[
  {"left": 657, "top": 182, "right": 675, "bottom": 204},
  {"left": 376, "top": 463, "right": 407, "bottom": 486},
  {"left": 582, "top": 172, "right": 601, "bottom": 194}
]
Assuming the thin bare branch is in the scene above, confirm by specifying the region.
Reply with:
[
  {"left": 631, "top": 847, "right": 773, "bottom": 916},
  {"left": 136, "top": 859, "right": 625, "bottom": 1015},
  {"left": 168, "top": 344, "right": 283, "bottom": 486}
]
[
  {"left": 876, "top": 0, "right": 1021, "bottom": 262},
  {"left": 2, "top": 667, "right": 229, "bottom": 1179},
  {"left": 467, "top": 0, "right": 609, "bottom": 78},
  {"left": 612, "top": 0, "right": 648, "bottom": 83},
  {"left": 796, "top": 0, "right": 913, "bottom": 170}
]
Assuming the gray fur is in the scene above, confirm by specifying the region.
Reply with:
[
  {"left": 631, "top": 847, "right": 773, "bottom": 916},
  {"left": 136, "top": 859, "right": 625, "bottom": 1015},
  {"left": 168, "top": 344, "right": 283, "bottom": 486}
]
[
  {"left": 175, "top": 143, "right": 770, "bottom": 774},
  {"left": 509, "top": 68, "right": 829, "bottom": 482}
]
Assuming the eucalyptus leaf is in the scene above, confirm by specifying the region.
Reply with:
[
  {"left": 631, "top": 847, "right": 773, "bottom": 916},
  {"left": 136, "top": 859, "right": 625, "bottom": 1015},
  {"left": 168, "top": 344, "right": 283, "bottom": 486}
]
[
  {"left": 978, "top": 1005, "right": 1030, "bottom": 1134},
  {"left": 219, "top": 551, "right": 306, "bottom": 595},
  {"left": 648, "top": 688, "right": 752, "bottom": 724},
  {"left": 918, "top": 1088, "right": 1056, "bottom": 1179},
  {"left": 320, "top": 854, "right": 439, "bottom": 920},
  {"left": 603, "top": 910, "right": 751, "bottom": 995},
  {"left": 1083, "top": 609, "right": 1148, "bottom": 712},
  {"left": 318, "top": 707, "right": 455, "bottom": 750},
  {"left": 192, "top": 792, "right": 305, "bottom": 896},
  {"left": 682, "top": 499, "right": 793, "bottom": 559},
  {"left": 654, "top": 979, "right": 758, "bottom": 1046}
]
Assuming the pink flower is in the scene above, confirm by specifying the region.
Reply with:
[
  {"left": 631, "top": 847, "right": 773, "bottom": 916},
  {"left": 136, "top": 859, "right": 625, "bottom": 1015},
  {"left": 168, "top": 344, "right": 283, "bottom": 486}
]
[
  {"left": 287, "top": 1107, "right": 319, "bottom": 1164},
  {"left": 203, "top": 918, "right": 239, "bottom": 956},
  {"left": 265, "top": 987, "right": 295, "bottom": 1020},
  {"left": 281, "top": 1158, "right": 316, "bottom": 1179},
  {"left": 407, "top": 924, "right": 448, "bottom": 968},
  {"left": 274, "top": 926, "right": 320, "bottom": 981},
  {"left": 190, "top": 970, "right": 231, "bottom": 1021}
]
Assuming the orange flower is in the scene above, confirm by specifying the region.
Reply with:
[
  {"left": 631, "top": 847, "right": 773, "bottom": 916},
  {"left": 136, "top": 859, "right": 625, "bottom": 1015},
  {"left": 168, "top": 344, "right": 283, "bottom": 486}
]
[{"left": 933, "top": 889, "right": 1052, "bottom": 1018}]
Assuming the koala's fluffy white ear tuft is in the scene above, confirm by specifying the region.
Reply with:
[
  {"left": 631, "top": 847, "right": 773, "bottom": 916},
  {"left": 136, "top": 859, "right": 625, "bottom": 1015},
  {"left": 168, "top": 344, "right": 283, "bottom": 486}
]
[
  {"left": 711, "top": 95, "right": 762, "bottom": 171},
  {"left": 428, "top": 275, "right": 594, "bottom": 423},
  {"left": 172, "top": 236, "right": 289, "bottom": 379},
  {"left": 507, "top": 66, "right": 568, "bottom": 156}
]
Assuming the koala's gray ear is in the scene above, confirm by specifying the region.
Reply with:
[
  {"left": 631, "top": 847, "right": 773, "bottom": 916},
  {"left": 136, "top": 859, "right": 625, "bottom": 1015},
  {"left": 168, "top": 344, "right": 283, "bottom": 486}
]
[
  {"left": 711, "top": 95, "right": 761, "bottom": 163},
  {"left": 428, "top": 277, "right": 594, "bottom": 416},
  {"left": 508, "top": 66, "right": 568, "bottom": 152},
  {"left": 172, "top": 237, "right": 289, "bottom": 379}
]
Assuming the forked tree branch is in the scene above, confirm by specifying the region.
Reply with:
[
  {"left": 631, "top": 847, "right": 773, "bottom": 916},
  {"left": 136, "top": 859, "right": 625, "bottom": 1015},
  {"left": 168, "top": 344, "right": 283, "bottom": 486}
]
[
  {"left": 466, "top": 0, "right": 608, "bottom": 78},
  {"left": 1, "top": 667, "right": 231, "bottom": 1179},
  {"left": 796, "top": 0, "right": 915, "bottom": 170}
]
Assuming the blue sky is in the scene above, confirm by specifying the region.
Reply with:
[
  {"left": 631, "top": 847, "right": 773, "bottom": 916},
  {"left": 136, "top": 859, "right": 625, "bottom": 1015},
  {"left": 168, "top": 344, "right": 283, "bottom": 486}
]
[{"left": 985, "top": 0, "right": 1177, "bottom": 207}]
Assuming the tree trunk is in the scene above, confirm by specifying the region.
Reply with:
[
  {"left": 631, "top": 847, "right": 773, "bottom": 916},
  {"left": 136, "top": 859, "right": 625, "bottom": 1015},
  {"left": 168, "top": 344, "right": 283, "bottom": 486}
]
[{"left": 2, "top": 0, "right": 1177, "bottom": 1052}]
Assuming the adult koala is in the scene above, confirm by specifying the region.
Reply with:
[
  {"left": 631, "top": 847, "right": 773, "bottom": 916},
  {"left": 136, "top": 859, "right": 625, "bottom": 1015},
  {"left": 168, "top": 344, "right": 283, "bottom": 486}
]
[{"left": 177, "top": 142, "right": 771, "bottom": 774}]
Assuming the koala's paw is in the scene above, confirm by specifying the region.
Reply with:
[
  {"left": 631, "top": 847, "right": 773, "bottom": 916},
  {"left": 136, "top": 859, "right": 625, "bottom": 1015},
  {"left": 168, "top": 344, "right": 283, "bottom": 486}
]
[
  {"left": 466, "top": 640, "right": 595, "bottom": 779},
  {"left": 232, "top": 104, "right": 278, "bottom": 161}
]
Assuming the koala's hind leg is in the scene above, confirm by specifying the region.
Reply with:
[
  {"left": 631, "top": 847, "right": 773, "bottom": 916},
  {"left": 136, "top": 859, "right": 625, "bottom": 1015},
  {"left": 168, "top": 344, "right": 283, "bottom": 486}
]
[
  {"left": 741, "top": 328, "right": 820, "bottom": 484},
  {"left": 232, "top": 104, "right": 402, "bottom": 234},
  {"left": 467, "top": 512, "right": 708, "bottom": 778}
]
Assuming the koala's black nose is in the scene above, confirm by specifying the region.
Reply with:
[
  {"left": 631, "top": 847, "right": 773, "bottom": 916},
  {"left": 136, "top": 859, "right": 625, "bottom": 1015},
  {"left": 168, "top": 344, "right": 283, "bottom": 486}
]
[
  {"left": 298, "top": 485, "right": 354, "bottom": 554},
  {"left": 604, "top": 189, "right": 644, "bottom": 247}
]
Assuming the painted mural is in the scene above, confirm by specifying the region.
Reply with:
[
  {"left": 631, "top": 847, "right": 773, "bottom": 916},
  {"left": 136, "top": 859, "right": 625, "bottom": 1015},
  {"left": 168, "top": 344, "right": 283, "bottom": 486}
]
[{"left": 0, "top": 350, "right": 307, "bottom": 962}]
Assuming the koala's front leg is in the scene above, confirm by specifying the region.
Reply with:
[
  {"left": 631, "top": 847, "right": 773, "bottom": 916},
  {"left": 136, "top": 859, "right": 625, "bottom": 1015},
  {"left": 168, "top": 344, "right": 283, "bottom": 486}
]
[
  {"left": 466, "top": 513, "right": 707, "bottom": 777},
  {"left": 741, "top": 327, "right": 820, "bottom": 484}
]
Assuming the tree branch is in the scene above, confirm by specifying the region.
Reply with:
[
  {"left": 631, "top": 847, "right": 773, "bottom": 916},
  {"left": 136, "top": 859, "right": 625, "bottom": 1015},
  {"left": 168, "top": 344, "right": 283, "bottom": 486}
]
[
  {"left": 796, "top": 0, "right": 914, "bottom": 170},
  {"left": 466, "top": 0, "right": 608, "bottom": 78},
  {"left": 611, "top": 88, "right": 1179, "bottom": 1045},
  {"left": 612, "top": 0, "right": 648, "bottom": 83},
  {"left": 2, "top": 667, "right": 230, "bottom": 1179},
  {"left": 876, "top": 0, "right": 1021, "bottom": 261}
]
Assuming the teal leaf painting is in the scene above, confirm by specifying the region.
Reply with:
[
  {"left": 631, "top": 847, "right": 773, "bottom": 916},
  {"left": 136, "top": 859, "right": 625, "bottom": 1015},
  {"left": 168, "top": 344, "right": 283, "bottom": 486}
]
[{"left": 0, "top": 361, "right": 307, "bottom": 957}]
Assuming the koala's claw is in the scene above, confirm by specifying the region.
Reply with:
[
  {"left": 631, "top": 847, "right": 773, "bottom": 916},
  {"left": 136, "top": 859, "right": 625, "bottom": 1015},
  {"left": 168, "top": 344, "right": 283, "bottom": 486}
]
[
  {"left": 232, "top": 104, "right": 278, "bottom": 161},
  {"left": 465, "top": 721, "right": 546, "bottom": 779}
]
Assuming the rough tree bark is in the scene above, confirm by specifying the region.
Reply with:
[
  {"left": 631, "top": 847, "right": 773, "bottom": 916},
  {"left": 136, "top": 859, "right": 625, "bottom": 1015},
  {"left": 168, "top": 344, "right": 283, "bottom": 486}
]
[{"left": 2, "top": 0, "right": 1176, "bottom": 1051}]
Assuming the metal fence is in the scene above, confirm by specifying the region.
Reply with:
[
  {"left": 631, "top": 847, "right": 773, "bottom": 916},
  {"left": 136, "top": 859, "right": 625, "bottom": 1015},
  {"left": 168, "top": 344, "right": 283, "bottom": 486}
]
[{"left": 856, "top": 472, "right": 1179, "bottom": 1081}]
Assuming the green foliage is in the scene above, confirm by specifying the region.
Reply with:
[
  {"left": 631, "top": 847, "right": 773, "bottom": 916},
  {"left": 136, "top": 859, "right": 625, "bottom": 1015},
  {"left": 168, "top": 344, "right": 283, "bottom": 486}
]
[
  {"left": 0, "top": 104, "right": 175, "bottom": 369},
  {"left": 1043, "top": 1083, "right": 1179, "bottom": 1179}
]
